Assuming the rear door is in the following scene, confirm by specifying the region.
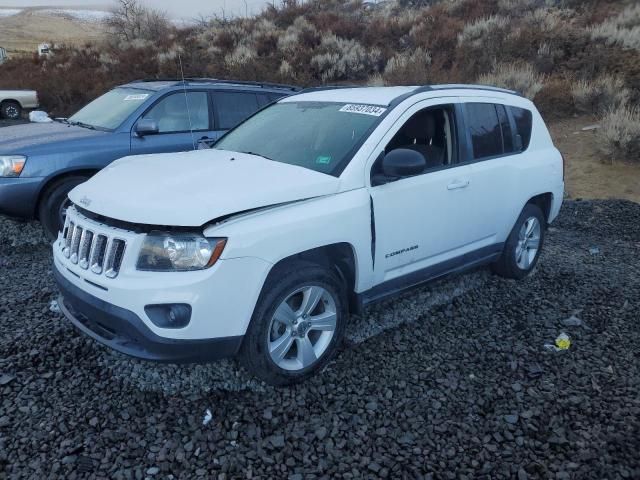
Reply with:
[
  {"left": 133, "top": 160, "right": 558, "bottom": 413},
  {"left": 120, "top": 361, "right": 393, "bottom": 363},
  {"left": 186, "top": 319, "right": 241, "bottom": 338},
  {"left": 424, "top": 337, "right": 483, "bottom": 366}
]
[
  {"left": 130, "top": 90, "right": 215, "bottom": 154},
  {"left": 459, "top": 99, "right": 521, "bottom": 243}
]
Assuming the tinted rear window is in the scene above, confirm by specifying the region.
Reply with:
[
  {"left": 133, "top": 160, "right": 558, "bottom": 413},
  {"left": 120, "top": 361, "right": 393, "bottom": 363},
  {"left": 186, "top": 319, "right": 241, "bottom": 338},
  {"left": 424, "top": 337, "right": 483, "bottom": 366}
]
[
  {"left": 466, "top": 103, "right": 503, "bottom": 159},
  {"left": 215, "top": 92, "right": 259, "bottom": 129},
  {"left": 510, "top": 106, "right": 533, "bottom": 151}
]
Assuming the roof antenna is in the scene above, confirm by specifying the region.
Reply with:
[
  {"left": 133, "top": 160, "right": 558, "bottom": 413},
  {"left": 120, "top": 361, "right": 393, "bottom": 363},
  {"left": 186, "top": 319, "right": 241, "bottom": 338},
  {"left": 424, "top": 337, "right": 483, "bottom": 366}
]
[{"left": 178, "top": 53, "right": 196, "bottom": 150}]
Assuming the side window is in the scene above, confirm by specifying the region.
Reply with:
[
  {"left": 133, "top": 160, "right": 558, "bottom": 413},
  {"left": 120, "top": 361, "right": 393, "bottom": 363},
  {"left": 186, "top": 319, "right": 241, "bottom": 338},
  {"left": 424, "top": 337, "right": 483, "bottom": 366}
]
[
  {"left": 496, "top": 104, "right": 514, "bottom": 153},
  {"left": 465, "top": 103, "right": 503, "bottom": 159},
  {"left": 371, "top": 105, "right": 456, "bottom": 184},
  {"left": 214, "top": 92, "right": 259, "bottom": 130},
  {"left": 510, "top": 106, "right": 533, "bottom": 151},
  {"left": 257, "top": 93, "right": 285, "bottom": 107},
  {"left": 142, "top": 92, "right": 209, "bottom": 133}
]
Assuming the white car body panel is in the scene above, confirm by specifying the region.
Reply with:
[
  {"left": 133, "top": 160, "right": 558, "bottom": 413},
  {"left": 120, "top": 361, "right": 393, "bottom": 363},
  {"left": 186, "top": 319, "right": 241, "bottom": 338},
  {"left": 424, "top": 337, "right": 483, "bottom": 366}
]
[
  {"left": 69, "top": 149, "right": 341, "bottom": 226},
  {"left": 55, "top": 86, "right": 565, "bottom": 347},
  {"left": 0, "top": 89, "right": 38, "bottom": 109}
]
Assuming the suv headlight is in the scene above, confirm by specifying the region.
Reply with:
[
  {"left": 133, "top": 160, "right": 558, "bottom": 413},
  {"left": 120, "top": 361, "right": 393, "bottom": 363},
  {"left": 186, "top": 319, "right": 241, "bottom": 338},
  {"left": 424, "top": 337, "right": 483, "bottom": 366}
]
[
  {"left": 136, "top": 233, "right": 227, "bottom": 272},
  {"left": 0, "top": 155, "right": 26, "bottom": 177}
]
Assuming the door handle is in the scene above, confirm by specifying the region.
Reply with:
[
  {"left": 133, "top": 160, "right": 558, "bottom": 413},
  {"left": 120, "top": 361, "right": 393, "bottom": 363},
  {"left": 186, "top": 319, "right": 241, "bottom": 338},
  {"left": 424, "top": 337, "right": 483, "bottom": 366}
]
[{"left": 447, "top": 179, "right": 470, "bottom": 190}]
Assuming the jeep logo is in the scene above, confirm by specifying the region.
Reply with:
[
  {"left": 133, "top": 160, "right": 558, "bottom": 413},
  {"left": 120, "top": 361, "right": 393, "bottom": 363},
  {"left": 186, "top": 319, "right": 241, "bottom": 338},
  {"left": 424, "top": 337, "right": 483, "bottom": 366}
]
[{"left": 79, "top": 196, "right": 91, "bottom": 207}]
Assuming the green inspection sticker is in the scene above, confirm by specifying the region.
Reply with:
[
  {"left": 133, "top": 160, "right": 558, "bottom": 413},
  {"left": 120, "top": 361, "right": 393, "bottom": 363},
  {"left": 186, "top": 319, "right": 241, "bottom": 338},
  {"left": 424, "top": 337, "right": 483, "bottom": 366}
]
[{"left": 316, "top": 155, "right": 332, "bottom": 165}]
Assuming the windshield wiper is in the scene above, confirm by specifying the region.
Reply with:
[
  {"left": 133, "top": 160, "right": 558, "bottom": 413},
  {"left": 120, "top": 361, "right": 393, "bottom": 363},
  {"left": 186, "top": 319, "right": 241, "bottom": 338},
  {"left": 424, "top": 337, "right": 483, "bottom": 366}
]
[
  {"left": 68, "top": 120, "right": 96, "bottom": 130},
  {"left": 240, "top": 151, "right": 273, "bottom": 161},
  {"left": 54, "top": 118, "right": 69, "bottom": 124}
]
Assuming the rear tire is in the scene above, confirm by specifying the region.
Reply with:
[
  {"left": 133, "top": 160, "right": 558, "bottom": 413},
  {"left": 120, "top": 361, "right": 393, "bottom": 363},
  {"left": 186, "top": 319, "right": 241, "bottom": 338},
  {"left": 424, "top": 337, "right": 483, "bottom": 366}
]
[
  {"left": 492, "top": 203, "right": 546, "bottom": 279},
  {"left": 1, "top": 101, "right": 21, "bottom": 120},
  {"left": 240, "top": 261, "right": 347, "bottom": 386},
  {"left": 38, "top": 176, "right": 88, "bottom": 241}
]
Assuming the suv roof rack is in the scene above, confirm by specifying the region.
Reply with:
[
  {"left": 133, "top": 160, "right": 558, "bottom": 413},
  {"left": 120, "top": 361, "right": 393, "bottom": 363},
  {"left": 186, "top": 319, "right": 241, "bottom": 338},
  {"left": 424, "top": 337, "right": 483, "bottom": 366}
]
[
  {"left": 413, "top": 84, "right": 522, "bottom": 96},
  {"left": 130, "top": 78, "right": 300, "bottom": 91}
]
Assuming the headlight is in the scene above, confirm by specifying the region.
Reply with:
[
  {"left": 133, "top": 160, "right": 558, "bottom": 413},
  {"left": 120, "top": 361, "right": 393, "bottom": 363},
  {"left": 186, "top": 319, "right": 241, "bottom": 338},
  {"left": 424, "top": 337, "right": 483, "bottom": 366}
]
[
  {"left": 136, "top": 233, "right": 227, "bottom": 272},
  {"left": 0, "top": 155, "right": 26, "bottom": 177}
]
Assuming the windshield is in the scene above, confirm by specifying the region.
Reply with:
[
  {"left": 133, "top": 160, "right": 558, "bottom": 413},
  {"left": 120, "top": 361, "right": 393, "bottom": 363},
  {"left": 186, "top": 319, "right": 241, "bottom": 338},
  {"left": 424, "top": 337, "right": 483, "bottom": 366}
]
[
  {"left": 214, "top": 101, "right": 386, "bottom": 176},
  {"left": 68, "top": 87, "right": 152, "bottom": 131}
]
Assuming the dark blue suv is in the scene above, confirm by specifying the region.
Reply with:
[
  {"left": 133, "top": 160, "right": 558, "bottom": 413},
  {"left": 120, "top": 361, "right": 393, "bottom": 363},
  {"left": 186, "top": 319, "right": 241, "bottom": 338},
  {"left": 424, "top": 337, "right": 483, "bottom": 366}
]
[{"left": 0, "top": 79, "right": 298, "bottom": 239}]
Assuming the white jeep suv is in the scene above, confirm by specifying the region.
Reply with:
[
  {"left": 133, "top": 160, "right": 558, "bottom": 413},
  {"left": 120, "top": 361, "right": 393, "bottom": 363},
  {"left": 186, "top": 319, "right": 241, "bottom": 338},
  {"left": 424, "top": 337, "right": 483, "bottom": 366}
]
[{"left": 53, "top": 85, "right": 564, "bottom": 385}]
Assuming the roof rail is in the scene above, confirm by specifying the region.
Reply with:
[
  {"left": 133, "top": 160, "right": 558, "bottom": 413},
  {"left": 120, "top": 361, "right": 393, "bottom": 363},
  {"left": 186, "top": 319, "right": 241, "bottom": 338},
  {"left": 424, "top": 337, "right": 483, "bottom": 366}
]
[
  {"left": 130, "top": 78, "right": 300, "bottom": 91},
  {"left": 428, "top": 84, "right": 522, "bottom": 96},
  {"left": 297, "top": 85, "right": 363, "bottom": 94}
]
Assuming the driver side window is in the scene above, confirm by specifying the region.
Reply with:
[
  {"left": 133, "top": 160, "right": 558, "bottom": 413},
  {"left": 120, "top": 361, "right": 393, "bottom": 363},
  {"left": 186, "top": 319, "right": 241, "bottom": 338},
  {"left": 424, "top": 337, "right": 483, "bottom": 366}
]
[
  {"left": 142, "top": 92, "right": 210, "bottom": 133},
  {"left": 371, "top": 105, "right": 457, "bottom": 184}
]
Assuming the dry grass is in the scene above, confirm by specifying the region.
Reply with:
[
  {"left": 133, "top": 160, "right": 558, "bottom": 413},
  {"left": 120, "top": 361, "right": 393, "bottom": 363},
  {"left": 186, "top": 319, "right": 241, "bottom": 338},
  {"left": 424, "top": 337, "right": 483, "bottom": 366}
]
[
  {"left": 477, "top": 62, "right": 544, "bottom": 99},
  {"left": 597, "top": 105, "right": 640, "bottom": 162},
  {"left": 571, "top": 75, "right": 630, "bottom": 114}
]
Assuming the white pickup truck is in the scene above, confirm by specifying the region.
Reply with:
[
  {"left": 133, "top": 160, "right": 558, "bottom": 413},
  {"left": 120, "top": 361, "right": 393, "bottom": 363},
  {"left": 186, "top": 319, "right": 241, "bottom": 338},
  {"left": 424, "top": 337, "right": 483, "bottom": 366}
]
[
  {"left": 53, "top": 85, "right": 564, "bottom": 385},
  {"left": 0, "top": 89, "right": 38, "bottom": 119}
]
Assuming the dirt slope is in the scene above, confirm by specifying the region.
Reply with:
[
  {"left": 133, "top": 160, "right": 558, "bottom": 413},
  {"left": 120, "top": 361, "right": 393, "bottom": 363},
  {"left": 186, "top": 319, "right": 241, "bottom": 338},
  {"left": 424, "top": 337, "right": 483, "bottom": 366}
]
[
  {"left": 0, "top": 7, "right": 106, "bottom": 55},
  {"left": 549, "top": 116, "right": 640, "bottom": 204}
]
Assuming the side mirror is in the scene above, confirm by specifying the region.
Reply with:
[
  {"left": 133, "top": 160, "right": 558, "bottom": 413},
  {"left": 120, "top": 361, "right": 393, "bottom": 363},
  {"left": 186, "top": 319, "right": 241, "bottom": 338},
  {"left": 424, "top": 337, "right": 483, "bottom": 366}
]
[
  {"left": 135, "top": 119, "right": 159, "bottom": 136},
  {"left": 382, "top": 148, "right": 426, "bottom": 179}
]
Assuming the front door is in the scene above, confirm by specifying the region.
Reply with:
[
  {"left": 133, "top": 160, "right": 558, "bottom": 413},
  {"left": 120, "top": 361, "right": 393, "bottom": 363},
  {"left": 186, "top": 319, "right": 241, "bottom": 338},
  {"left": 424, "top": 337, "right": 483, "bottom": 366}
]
[{"left": 130, "top": 91, "right": 216, "bottom": 154}]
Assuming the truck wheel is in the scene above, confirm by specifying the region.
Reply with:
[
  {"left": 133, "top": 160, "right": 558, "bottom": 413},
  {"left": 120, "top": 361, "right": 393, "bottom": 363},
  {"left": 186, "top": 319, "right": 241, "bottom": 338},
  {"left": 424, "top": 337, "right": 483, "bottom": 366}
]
[
  {"left": 1, "top": 101, "right": 21, "bottom": 120},
  {"left": 492, "top": 203, "right": 546, "bottom": 279},
  {"left": 38, "top": 176, "right": 88, "bottom": 241},
  {"left": 240, "top": 261, "right": 347, "bottom": 386}
]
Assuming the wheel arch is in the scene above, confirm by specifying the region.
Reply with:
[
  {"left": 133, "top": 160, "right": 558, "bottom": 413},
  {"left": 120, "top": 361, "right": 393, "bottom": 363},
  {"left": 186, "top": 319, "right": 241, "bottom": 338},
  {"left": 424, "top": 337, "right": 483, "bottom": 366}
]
[
  {"left": 264, "top": 242, "right": 361, "bottom": 315},
  {"left": 526, "top": 192, "right": 553, "bottom": 224},
  {"left": 0, "top": 98, "right": 21, "bottom": 108},
  {"left": 35, "top": 169, "right": 99, "bottom": 218}
]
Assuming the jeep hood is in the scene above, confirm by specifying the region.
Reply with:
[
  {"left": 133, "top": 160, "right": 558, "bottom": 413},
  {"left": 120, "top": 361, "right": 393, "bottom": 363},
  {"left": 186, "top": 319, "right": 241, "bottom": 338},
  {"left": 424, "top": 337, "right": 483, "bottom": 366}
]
[{"left": 69, "top": 149, "right": 341, "bottom": 226}]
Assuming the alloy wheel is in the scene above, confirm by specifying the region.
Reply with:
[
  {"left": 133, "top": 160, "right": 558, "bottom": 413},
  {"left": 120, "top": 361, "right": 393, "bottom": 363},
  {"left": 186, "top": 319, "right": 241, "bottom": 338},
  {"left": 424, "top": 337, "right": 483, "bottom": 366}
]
[
  {"left": 267, "top": 285, "right": 337, "bottom": 371},
  {"left": 515, "top": 216, "right": 541, "bottom": 269}
]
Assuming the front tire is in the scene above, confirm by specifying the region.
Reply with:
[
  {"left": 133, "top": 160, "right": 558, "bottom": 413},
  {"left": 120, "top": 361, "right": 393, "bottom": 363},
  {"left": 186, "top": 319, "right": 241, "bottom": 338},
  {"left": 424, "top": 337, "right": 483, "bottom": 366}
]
[
  {"left": 240, "top": 261, "right": 347, "bottom": 386},
  {"left": 1, "top": 101, "right": 21, "bottom": 120},
  {"left": 492, "top": 203, "right": 546, "bottom": 279},
  {"left": 38, "top": 176, "right": 88, "bottom": 241}
]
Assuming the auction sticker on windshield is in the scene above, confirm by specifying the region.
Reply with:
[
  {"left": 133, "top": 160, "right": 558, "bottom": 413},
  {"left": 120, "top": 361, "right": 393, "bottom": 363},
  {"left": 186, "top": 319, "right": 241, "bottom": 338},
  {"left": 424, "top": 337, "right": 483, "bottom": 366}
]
[
  {"left": 124, "top": 94, "right": 150, "bottom": 101},
  {"left": 339, "top": 104, "right": 387, "bottom": 116}
]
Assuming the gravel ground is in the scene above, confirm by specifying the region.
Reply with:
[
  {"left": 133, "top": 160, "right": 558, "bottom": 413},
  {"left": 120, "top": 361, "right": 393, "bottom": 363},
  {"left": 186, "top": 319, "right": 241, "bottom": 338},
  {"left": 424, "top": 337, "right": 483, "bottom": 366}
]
[{"left": 1, "top": 200, "right": 639, "bottom": 479}]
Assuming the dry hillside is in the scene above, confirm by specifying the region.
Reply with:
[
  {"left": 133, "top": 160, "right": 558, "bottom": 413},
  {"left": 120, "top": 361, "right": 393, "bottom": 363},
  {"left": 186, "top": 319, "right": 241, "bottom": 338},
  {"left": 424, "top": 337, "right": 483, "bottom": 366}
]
[{"left": 0, "top": 6, "right": 107, "bottom": 54}]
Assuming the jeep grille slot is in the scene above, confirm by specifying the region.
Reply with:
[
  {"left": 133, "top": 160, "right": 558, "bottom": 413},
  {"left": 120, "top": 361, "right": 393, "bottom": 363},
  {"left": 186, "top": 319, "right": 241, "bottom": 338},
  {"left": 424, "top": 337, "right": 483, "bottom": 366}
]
[
  {"left": 89, "top": 235, "right": 107, "bottom": 274},
  {"left": 70, "top": 226, "right": 83, "bottom": 264},
  {"left": 78, "top": 230, "right": 93, "bottom": 269},
  {"left": 59, "top": 214, "right": 127, "bottom": 279},
  {"left": 104, "top": 239, "right": 126, "bottom": 278}
]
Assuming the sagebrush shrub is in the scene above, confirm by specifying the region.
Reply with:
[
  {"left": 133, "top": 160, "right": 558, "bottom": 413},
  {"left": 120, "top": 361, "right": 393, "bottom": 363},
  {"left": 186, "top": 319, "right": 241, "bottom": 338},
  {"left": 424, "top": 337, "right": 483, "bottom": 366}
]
[
  {"left": 477, "top": 63, "right": 544, "bottom": 99},
  {"left": 383, "top": 48, "right": 431, "bottom": 85},
  {"left": 590, "top": 4, "right": 640, "bottom": 51},
  {"left": 597, "top": 105, "right": 640, "bottom": 162},
  {"left": 457, "top": 15, "right": 509, "bottom": 47},
  {"left": 571, "top": 75, "right": 630, "bottom": 114}
]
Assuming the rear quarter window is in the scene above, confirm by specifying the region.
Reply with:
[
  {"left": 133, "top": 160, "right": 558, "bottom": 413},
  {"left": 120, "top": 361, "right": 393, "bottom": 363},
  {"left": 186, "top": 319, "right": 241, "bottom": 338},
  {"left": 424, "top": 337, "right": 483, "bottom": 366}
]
[
  {"left": 465, "top": 103, "right": 503, "bottom": 159},
  {"left": 510, "top": 106, "right": 533, "bottom": 151}
]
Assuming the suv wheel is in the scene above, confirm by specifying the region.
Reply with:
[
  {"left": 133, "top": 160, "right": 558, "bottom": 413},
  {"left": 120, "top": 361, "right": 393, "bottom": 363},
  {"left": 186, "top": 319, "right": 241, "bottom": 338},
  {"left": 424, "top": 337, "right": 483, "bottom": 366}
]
[
  {"left": 492, "top": 203, "right": 546, "bottom": 279},
  {"left": 1, "top": 101, "right": 21, "bottom": 120},
  {"left": 38, "top": 176, "right": 88, "bottom": 241},
  {"left": 240, "top": 261, "right": 347, "bottom": 386}
]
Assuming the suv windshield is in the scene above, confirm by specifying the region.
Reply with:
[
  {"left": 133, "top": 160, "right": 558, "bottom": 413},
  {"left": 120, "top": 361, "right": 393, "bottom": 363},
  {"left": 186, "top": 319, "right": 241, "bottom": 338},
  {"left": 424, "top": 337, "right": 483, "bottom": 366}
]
[
  {"left": 68, "top": 87, "right": 152, "bottom": 131},
  {"left": 214, "top": 101, "right": 386, "bottom": 176}
]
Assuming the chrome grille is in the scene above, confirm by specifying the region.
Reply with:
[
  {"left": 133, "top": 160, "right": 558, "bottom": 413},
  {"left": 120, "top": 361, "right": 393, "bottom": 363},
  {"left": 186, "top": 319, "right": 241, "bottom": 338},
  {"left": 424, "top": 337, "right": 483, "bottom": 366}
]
[{"left": 60, "top": 216, "right": 126, "bottom": 279}]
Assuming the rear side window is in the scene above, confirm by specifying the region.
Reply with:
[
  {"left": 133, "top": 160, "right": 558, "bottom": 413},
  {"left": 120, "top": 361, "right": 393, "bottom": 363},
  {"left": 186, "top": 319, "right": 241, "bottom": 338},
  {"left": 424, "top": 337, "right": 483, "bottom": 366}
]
[
  {"left": 510, "top": 106, "right": 533, "bottom": 151},
  {"left": 215, "top": 92, "right": 259, "bottom": 130},
  {"left": 466, "top": 103, "right": 503, "bottom": 159}
]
